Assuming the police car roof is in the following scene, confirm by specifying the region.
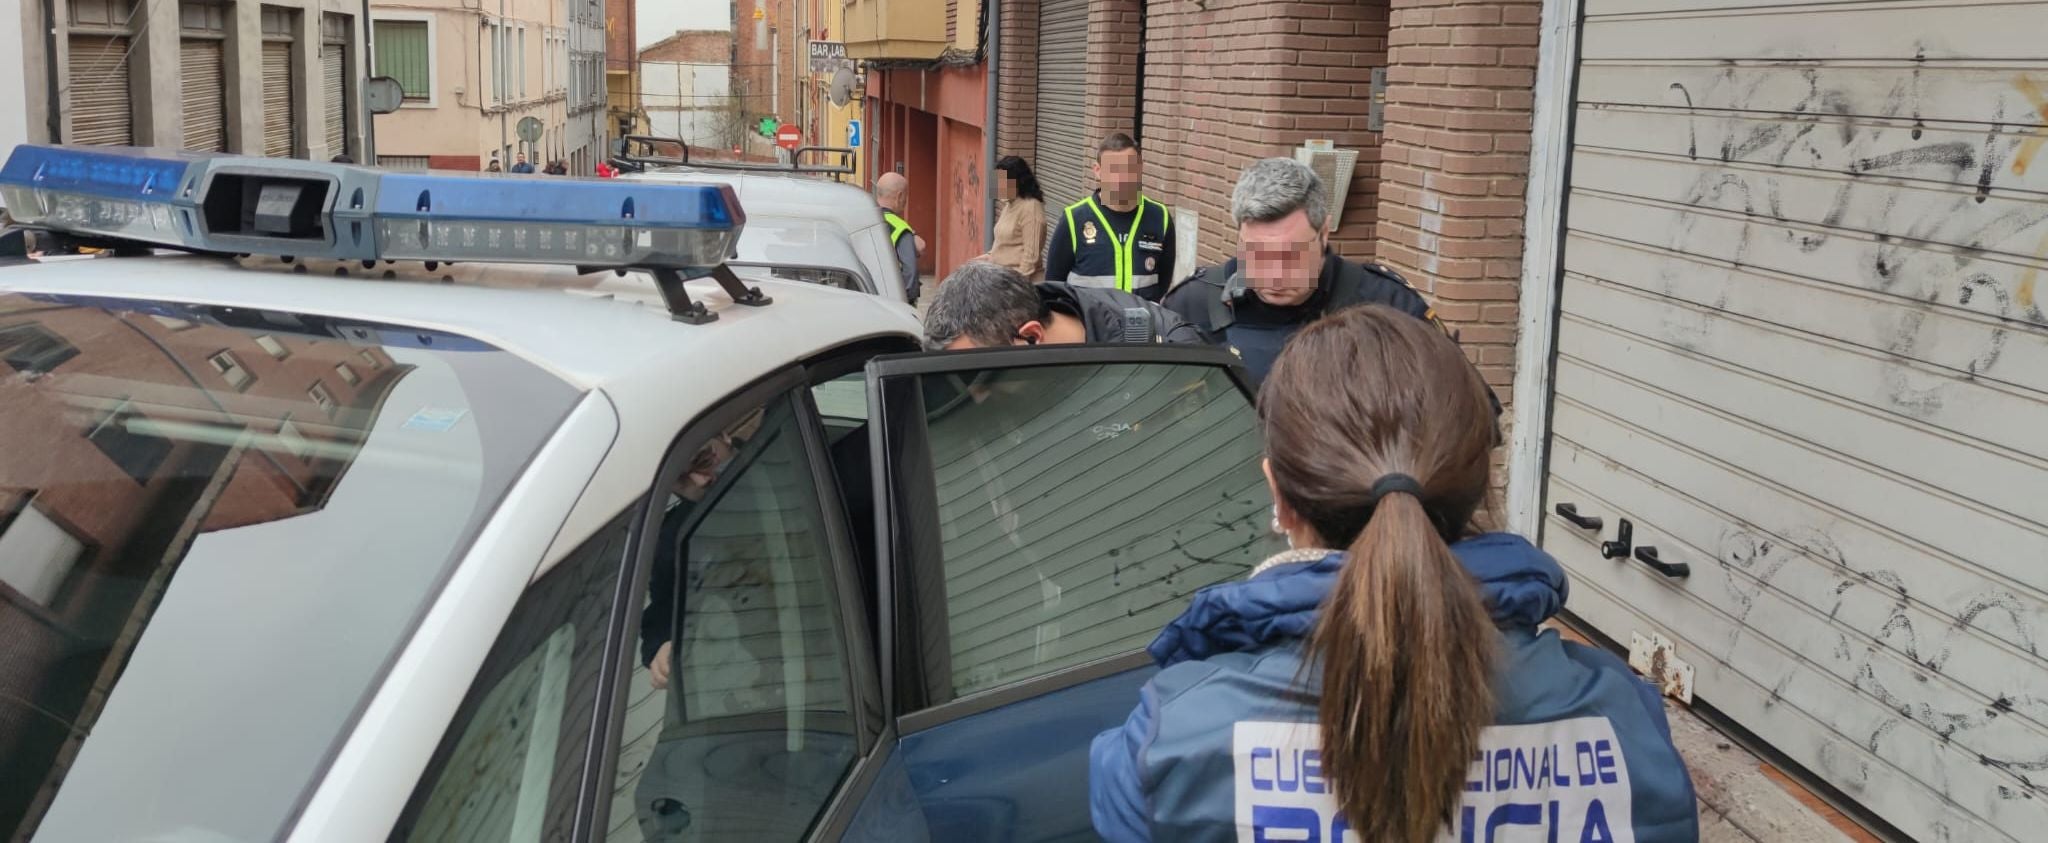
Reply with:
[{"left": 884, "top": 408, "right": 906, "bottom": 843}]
[{"left": 1, "top": 254, "right": 918, "bottom": 392}]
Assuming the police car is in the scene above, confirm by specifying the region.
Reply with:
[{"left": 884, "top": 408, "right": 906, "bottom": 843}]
[{"left": 0, "top": 145, "right": 1278, "bottom": 842}]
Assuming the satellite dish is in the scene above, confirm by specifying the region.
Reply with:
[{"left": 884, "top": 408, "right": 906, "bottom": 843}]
[{"left": 829, "top": 66, "right": 855, "bottom": 107}]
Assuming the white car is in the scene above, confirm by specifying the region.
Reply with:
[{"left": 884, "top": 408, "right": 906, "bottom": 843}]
[{"left": 0, "top": 145, "right": 1274, "bottom": 842}]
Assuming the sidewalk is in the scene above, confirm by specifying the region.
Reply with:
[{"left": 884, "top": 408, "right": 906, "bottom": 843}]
[{"left": 1546, "top": 623, "right": 1877, "bottom": 842}]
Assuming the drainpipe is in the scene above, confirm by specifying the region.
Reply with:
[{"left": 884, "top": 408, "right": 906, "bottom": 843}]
[
  {"left": 362, "top": 0, "right": 376, "bottom": 163},
  {"left": 981, "top": 0, "right": 998, "bottom": 250},
  {"left": 498, "top": 0, "right": 508, "bottom": 163},
  {"left": 42, "top": 0, "right": 60, "bottom": 141}
]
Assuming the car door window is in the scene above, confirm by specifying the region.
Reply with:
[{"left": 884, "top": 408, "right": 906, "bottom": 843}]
[
  {"left": 387, "top": 509, "right": 635, "bottom": 842},
  {"left": 877, "top": 355, "right": 1281, "bottom": 704},
  {"left": 605, "top": 392, "right": 859, "bottom": 843}
]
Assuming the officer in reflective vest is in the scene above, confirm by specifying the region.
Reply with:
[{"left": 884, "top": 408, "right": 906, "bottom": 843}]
[
  {"left": 874, "top": 172, "right": 925, "bottom": 302},
  {"left": 1046, "top": 133, "right": 1177, "bottom": 302}
]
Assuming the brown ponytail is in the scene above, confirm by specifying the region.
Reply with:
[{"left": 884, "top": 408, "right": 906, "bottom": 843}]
[{"left": 1258, "top": 305, "right": 1499, "bottom": 842}]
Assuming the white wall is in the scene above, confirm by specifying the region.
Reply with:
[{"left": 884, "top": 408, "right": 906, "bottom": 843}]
[
  {"left": 641, "top": 60, "right": 728, "bottom": 147},
  {"left": 0, "top": 0, "right": 26, "bottom": 156}
]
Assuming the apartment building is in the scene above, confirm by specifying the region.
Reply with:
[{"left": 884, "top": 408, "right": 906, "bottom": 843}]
[
  {"left": 369, "top": 0, "right": 605, "bottom": 172},
  {"left": 13, "top": 0, "right": 368, "bottom": 160}
]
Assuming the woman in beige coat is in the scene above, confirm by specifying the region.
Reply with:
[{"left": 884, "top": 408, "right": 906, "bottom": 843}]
[{"left": 977, "top": 156, "right": 1046, "bottom": 280}]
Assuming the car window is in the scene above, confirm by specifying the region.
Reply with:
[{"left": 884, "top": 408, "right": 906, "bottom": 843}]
[
  {"left": 605, "top": 392, "right": 858, "bottom": 842},
  {"left": 1, "top": 294, "right": 581, "bottom": 842},
  {"left": 883, "top": 360, "right": 1281, "bottom": 703},
  {"left": 388, "top": 510, "right": 634, "bottom": 842}
]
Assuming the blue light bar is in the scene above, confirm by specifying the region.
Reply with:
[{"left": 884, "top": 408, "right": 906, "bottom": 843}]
[
  {"left": 0, "top": 144, "right": 745, "bottom": 276},
  {"left": 0, "top": 145, "right": 199, "bottom": 243}
]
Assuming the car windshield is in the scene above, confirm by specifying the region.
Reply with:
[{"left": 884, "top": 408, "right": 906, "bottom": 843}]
[{"left": 0, "top": 292, "right": 581, "bottom": 841}]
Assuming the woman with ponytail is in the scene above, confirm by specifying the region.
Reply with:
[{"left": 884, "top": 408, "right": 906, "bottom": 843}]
[{"left": 1090, "top": 305, "right": 1698, "bottom": 842}]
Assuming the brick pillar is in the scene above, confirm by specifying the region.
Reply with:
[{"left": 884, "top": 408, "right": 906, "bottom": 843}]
[
  {"left": 1374, "top": 0, "right": 1541, "bottom": 423},
  {"left": 997, "top": 0, "right": 1040, "bottom": 159},
  {"left": 1084, "top": 0, "right": 1141, "bottom": 147}
]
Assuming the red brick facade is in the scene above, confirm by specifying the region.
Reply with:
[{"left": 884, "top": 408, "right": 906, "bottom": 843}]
[
  {"left": 1373, "top": 0, "right": 1540, "bottom": 414},
  {"left": 734, "top": 0, "right": 804, "bottom": 129},
  {"left": 639, "top": 30, "right": 729, "bottom": 65},
  {"left": 994, "top": 0, "right": 1538, "bottom": 446}
]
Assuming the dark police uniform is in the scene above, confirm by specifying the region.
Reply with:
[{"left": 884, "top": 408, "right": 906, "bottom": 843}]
[
  {"left": 1046, "top": 191, "right": 1176, "bottom": 302},
  {"left": 1164, "top": 252, "right": 1501, "bottom": 428}
]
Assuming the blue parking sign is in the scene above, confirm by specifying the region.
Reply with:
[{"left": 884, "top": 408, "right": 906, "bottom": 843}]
[{"left": 848, "top": 120, "right": 862, "bottom": 148}]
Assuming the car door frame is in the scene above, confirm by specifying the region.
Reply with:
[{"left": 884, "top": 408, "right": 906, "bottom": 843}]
[
  {"left": 857, "top": 344, "right": 1257, "bottom": 734},
  {"left": 580, "top": 361, "right": 885, "bottom": 841}
]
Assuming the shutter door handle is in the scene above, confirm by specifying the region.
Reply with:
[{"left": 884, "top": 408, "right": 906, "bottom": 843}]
[
  {"left": 1600, "top": 518, "right": 1633, "bottom": 560},
  {"left": 1634, "top": 546, "right": 1691, "bottom": 579},
  {"left": 1554, "top": 503, "right": 1603, "bottom": 531}
]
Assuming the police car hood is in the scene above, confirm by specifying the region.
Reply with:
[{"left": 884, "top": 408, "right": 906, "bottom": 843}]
[{"left": 1145, "top": 532, "right": 1568, "bottom": 667}]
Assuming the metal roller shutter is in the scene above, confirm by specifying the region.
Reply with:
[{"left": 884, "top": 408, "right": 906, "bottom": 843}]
[
  {"left": 181, "top": 40, "right": 226, "bottom": 152},
  {"left": 67, "top": 35, "right": 133, "bottom": 146},
  {"left": 262, "top": 41, "right": 296, "bottom": 157},
  {"left": 1534, "top": 3, "right": 2048, "bottom": 841},
  {"left": 323, "top": 46, "right": 346, "bottom": 158},
  {"left": 1034, "top": 0, "right": 1090, "bottom": 222}
]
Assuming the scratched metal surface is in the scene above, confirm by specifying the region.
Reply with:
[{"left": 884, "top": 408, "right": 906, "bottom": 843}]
[{"left": 1536, "top": 3, "right": 2048, "bottom": 841}]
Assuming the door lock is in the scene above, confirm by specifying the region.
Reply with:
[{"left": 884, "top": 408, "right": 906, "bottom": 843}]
[{"left": 1600, "top": 518, "right": 1633, "bottom": 560}]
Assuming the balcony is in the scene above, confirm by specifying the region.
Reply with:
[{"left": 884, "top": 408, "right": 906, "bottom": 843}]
[{"left": 843, "top": 0, "right": 956, "bottom": 61}]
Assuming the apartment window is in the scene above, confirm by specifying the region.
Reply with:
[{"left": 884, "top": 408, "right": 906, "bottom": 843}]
[
  {"left": 359, "top": 349, "right": 381, "bottom": 369},
  {"left": 0, "top": 323, "right": 80, "bottom": 375},
  {"left": 207, "top": 350, "right": 252, "bottom": 390},
  {"left": 335, "top": 363, "right": 360, "bottom": 385},
  {"left": 149, "top": 315, "right": 197, "bottom": 331},
  {"left": 254, "top": 334, "right": 289, "bottom": 359},
  {"left": 85, "top": 399, "right": 174, "bottom": 484},
  {"left": 518, "top": 26, "right": 527, "bottom": 100},
  {"left": 278, "top": 416, "right": 312, "bottom": 459},
  {"left": 308, "top": 382, "right": 336, "bottom": 415},
  {"left": 0, "top": 495, "right": 90, "bottom": 608},
  {"left": 372, "top": 20, "right": 431, "bottom": 101}
]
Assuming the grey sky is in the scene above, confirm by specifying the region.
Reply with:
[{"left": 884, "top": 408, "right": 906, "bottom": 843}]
[{"left": 638, "top": 0, "right": 733, "bottom": 49}]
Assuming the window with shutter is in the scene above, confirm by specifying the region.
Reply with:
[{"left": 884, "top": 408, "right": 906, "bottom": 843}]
[{"left": 372, "top": 20, "right": 431, "bottom": 100}]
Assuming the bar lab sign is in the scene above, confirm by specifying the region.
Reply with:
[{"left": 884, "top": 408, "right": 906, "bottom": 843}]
[
  {"left": 810, "top": 40, "right": 850, "bottom": 73},
  {"left": 1232, "top": 718, "right": 1636, "bottom": 842}
]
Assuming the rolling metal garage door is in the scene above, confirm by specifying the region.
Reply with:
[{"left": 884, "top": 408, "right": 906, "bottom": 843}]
[
  {"left": 263, "top": 40, "right": 296, "bottom": 157},
  {"left": 67, "top": 35, "right": 133, "bottom": 146},
  {"left": 1536, "top": 2, "right": 2048, "bottom": 840},
  {"left": 181, "top": 40, "right": 226, "bottom": 152},
  {"left": 323, "top": 46, "right": 346, "bottom": 158},
  {"left": 1034, "top": 0, "right": 1090, "bottom": 220}
]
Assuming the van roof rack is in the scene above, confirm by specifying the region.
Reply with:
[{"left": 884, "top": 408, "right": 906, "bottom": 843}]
[
  {"left": 0, "top": 143, "right": 772, "bottom": 324},
  {"left": 612, "top": 134, "right": 857, "bottom": 177}
]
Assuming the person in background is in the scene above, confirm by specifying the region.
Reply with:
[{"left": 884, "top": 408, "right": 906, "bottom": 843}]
[
  {"left": 1089, "top": 305, "right": 1698, "bottom": 843},
  {"left": 976, "top": 156, "right": 1046, "bottom": 279},
  {"left": 1046, "top": 133, "right": 1176, "bottom": 302},
  {"left": 484, "top": 155, "right": 503, "bottom": 173},
  {"left": 329, "top": 154, "right": 354, "bottom": 164},
  {"left": 922, "top": 261, "right": 1200, "bottom": 349},
  {"left": 510, "top": 153, "right": 536, "bottom": 174},
  {"left": 543, "top": 159, "right": 568, "bottom": 175},
  {"left": 873, "top": 172, "right": 925, "bottom": 303}
]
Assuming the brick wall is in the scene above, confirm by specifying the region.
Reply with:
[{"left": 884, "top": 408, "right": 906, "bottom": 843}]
[
  {"left": 995, "top": 0, "right": 1039, "bottom": 160},
  {"left": 1084, "top": 0, "right": 1142, "bottom": 146},
  {"left": 1139, "top": 0, "right": 1392, "bottom": 270},
  {"left": 1372, "top": 0, "right": 1539, "bottom": 430},
  {"left": 640, "top": 30, "right": 728, "bottom": 65},
  {"left": 733, "top": 0, "right": 802, "bottom": 126}
]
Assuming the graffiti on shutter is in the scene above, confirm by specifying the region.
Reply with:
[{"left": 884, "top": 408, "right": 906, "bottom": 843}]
[
  {"left": 1034, "top": 0, "right": 1090, "bottom": 231},
  {"left": 181, "top": 40, "right": 226, "bottom": 152},
  {"left": 263, "top": 41, "right": 296, "bottom": 157},
  {"left": 323, "top": 47, "right": 347, "bottom": 158},
  {"left": 1536, "top": 3, "right": 2048, "bottom": 841},
  {"left": 68, "top": 35, "right": 133, "bottom": 146}
]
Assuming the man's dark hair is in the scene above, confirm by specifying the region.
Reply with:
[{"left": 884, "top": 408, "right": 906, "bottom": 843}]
[
  {"left": 329, "top": 154, "right": 354, "bottom": 164},
  {"left": 923, "top": 262, "right": 1049, "bottom": 350},
  {"left": 1098, "top": 132, "right": 1139, "bottom": 160}
]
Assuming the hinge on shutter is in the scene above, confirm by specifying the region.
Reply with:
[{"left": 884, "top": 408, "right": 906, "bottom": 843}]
[{"left": 1368, "top": 67, "right": 1387, "bottom": 133}]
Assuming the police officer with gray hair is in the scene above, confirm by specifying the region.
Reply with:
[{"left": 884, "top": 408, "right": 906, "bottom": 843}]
[
  {"left": 1165, "top": 158, "right": 1467, "bottom": 387},
  {"left": 924, "top": 261, "right": 1203, "bottom": 350}
]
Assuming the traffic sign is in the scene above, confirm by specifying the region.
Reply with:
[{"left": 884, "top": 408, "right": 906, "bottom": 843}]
[
  {"left": 776, "top": 123, "right": 801, "bottom": 151},
  {"left": 847, "top": 119, "right": 861, "bottom": 148}
]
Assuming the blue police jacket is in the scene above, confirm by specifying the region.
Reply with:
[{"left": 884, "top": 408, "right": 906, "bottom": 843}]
[{"left": 1090, "top": 533, "right": 1700, "bottom": 842}]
